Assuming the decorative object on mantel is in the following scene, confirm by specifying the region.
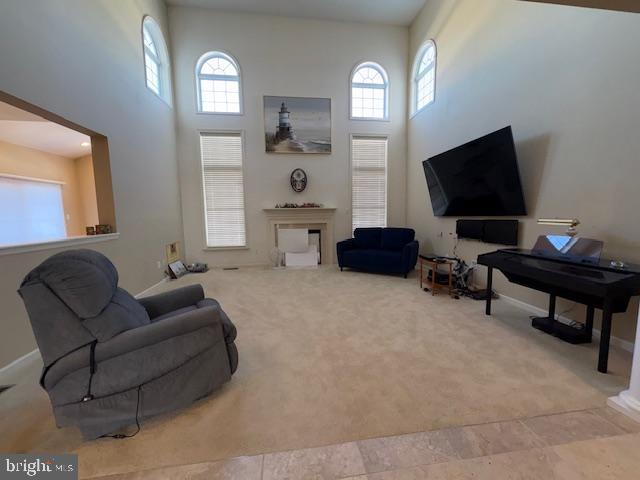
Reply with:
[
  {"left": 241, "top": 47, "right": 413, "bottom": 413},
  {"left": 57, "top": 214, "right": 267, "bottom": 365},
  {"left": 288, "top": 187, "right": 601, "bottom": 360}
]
[
  {"left": 275, "top": 202, "right": 323, "bottom": 208},
  {"left": 290, "top": 168, "right": 307, "bottom": 193},
  {"left": 86, "top": 226, "right": 96, "bottom": 235},
  {"left": 264, "top": 96, "right": 331, "bottom": 154},
  {"left": 95, "top": 224, "right": 112, "bottom": 235}
]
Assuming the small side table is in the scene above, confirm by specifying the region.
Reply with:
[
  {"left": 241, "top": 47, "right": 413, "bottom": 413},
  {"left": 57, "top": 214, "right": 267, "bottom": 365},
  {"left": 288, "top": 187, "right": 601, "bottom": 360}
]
[{"left": 419, "top": 255, "right": 456, "bottom": 297}]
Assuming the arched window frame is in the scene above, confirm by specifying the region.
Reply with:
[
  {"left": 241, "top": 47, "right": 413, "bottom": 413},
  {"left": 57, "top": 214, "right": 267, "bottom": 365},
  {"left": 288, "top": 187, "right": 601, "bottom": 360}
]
[
  {"left": 141, "top": 16, "right": 172, "bottom": 105},
  {"left": 349, "top": 61, "right": 389, "bottom": 121},
  {"left": 411, "top": 40, "right": 437, "bottom": 117},
  {"left": 195, "top": 51, "right": 243, "bottom": 115}
]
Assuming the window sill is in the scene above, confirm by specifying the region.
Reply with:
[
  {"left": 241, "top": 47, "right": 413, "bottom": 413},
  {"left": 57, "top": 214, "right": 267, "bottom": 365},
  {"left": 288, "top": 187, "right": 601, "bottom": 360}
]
[
  {"left": 0, "top": 233, "right": 120, "bottom": 257},
  {"left": 196, "top": 110, "right": 244, "bottom": 116},
  {"left": 349, "top": 116, "right": 390, "bottom": 123},
  {"left": 203, "top": 246, "right": 249, "bottom": 251}
]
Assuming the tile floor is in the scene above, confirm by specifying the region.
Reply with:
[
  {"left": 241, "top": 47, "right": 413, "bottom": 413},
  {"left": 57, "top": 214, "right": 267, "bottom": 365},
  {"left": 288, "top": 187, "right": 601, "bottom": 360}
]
[{"left": 92, "top": 406, "right": 640, "bottom": 480}]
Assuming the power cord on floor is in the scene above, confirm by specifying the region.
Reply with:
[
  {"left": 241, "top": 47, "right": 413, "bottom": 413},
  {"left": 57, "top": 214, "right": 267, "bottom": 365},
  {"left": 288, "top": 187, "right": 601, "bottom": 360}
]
[{"left": 101, "top": 386, "right": 142, "bottom": 439}]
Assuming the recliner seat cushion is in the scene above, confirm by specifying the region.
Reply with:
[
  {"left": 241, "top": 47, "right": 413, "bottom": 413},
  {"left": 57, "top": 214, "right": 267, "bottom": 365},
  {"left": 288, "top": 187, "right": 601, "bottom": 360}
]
[
  {"left": 381, "top": 228, "right": 415, "bottom": 251},
  {"left": 353, "top": 228, "right": 382, "bottom": 249}
]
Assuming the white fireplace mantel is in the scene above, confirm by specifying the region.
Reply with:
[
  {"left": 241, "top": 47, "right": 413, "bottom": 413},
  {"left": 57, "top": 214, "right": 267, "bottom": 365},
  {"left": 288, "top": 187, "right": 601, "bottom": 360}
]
[{"left": 262, "top": 208, "right": 337, "bottom": 264}]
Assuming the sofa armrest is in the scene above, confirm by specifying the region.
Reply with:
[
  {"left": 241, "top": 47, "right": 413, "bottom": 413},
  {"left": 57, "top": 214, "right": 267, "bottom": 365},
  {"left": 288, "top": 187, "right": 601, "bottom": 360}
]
[
  {"left": 402, "top": 240, "right": 420, "bottom": 273},
  {"left": 43, "top": 306, "right": 222, "bottom": 389},
  {"left": 336, "top": 238, "right": 356, "bottom": 266},
  {"left": 138, "top": 284, "right": 205, "bottom": 320}
]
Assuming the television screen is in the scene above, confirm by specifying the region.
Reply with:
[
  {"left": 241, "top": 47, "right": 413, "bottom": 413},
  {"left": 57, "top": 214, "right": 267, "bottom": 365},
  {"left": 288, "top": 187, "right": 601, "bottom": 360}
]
[{"left": 422, "top": 126, "right": 527, "bottom": 216}]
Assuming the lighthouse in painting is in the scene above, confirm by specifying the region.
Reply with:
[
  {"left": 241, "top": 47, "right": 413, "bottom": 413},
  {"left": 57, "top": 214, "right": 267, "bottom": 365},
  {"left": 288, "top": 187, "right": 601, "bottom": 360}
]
[{"left": 275, "top": 102, "right": 294, "bottom": 141}]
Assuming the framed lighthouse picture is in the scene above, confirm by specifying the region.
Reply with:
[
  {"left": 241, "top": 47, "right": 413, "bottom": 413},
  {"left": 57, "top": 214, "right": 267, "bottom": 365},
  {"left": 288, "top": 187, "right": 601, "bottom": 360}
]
[{"left": 264, "top": 96, "right": 331, "bottom": 154}]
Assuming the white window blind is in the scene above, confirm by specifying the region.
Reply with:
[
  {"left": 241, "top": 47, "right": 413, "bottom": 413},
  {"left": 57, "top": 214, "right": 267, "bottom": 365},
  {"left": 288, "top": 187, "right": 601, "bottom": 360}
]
[
  {"left": 200, "top": 132, "right": 246, "bottom": 247},
  {"left": 351, "top": 136, "right": 388, "bottom": 232},
  {"left": 0, "top": 176, "right": 66, "bottom": 246}
]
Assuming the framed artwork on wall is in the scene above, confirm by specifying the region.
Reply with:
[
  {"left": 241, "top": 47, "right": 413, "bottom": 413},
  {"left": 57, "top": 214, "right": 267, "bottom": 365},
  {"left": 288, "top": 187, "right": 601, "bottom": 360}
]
[{"left": 264, "top": 95, "right": 331, "bottom": 154}]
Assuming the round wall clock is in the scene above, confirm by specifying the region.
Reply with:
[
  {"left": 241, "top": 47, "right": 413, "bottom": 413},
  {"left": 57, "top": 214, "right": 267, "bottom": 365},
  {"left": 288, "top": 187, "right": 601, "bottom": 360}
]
[{"left": 290, "top": 168, "right": 307, "bottom": 193}]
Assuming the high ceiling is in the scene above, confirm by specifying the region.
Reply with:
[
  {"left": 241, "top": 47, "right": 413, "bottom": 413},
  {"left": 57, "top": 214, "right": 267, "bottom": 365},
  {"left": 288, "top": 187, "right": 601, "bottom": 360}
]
[
  {"left": 0, "top": 101, "right": 91, "bottom": 159},
  {"left": 166, "top": 0, "right": 427, "bottom": 26}
]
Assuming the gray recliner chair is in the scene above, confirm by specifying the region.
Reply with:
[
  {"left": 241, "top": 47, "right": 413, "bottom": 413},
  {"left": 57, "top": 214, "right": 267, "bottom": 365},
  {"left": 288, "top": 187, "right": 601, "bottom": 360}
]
[{"left": 18, "top": 249, "right": 237, "bottom": 440}]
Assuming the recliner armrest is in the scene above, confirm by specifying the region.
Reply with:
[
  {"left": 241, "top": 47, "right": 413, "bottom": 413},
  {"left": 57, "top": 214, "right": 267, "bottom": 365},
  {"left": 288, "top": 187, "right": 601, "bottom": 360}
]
[
  {"left": 95, "top": 306, "right": 222, "bottom": 363},
  {"left": 138, "top": 284, "right": 205, "bottom": 320},
  {"left": 43, "top": 306, "right": 222, "bottom": 389}
]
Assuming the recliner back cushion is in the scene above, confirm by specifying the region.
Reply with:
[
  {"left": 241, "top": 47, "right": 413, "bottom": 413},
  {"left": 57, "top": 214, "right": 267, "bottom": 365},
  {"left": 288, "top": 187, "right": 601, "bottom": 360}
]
[
  {"left": 353, "top": 228, "right": 382, "bottom": 249},
  {"left": 381, "top": 228, "right": 415, "bottom": 251},
  {"left": 23, "top": 249, "right": 119, "bottom": 318},
  {"left": 82, "top": 288, "right": 150, "bottom": 341}
]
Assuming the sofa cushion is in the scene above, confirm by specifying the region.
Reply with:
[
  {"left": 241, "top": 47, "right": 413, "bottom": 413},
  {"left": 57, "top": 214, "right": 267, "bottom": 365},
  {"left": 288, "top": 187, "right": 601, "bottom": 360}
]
[
  {"left": 381, "top": 228, "right": 415, "bottom": 251},
  {"left": 342, "top": 249, "right": 404, "bottom": 273},
  {"left": 353, "top": 228, "right": 382, "bottom": 249}
]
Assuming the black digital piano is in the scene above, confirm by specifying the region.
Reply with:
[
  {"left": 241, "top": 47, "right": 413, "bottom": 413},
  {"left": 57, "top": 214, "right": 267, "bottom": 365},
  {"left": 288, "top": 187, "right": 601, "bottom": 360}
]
[{"left": 478, "top": 248, "right": 640, "bottom": 373}]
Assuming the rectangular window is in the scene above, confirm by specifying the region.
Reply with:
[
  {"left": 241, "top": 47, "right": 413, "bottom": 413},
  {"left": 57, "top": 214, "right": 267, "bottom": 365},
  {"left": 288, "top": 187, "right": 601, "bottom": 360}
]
[
  {"left": 351, "top": 135, "right": 388, "bottom": 232},
  {"left": 0, "top": 175, "right": 67, "bottom": 246},
  {"left": 200, "top": 132, "right": 246, "bottom": 247}
]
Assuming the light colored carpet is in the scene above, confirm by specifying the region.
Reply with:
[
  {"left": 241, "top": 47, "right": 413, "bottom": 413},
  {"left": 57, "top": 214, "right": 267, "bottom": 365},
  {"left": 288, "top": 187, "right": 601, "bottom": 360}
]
[{"left": 0, "top": 266, "right": 632, "bottom": 478}]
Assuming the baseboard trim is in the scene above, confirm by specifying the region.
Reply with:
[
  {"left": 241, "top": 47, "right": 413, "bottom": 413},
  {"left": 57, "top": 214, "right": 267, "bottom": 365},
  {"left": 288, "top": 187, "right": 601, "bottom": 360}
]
[
  {"left": 498, "top": 293, "right": 635, "bottom": 353},
  {"left": 1, "top": 276, "right": 170, "bottom": 373},
  {"left": 0, "top": 348, "right": 39, "bottom": 375},
  {"left": 134, "top": 276, "right": 169, "bottom": 298}
]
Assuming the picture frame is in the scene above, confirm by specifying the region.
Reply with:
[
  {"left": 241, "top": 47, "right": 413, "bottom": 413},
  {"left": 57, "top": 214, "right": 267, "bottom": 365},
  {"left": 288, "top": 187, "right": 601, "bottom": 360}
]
[
  {"left": 264, "top": 95, "right": 331, "bottom": 154},
  {"left": 168, "top": 260, "right": 187, "bottom": 279}
]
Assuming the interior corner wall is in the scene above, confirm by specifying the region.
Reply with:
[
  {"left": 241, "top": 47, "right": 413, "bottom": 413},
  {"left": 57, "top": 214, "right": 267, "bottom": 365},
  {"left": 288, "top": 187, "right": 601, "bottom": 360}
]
[
  {"left": 407, "top": 0, "right": 640, "bottom": 342},
  {"left": 74, "top": 154, "right": 100, "bottom": 229},
  {"left": 0, "top": 0, "right": 183, "bottom": 367},
  {"left": 168, "top": 7, "right": 408, "bottom": 267}
]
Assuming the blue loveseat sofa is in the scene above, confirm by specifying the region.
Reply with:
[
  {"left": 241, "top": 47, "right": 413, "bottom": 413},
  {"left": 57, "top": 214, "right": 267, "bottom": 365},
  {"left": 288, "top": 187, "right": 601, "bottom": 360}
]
[{"left": 337, "top": 228, "right": 419, "bottom": 278}]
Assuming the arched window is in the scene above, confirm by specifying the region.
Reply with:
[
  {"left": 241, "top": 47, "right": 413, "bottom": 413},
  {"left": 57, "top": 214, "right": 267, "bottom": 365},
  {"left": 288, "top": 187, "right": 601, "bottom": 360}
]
[
  {"left": 412, "top": 40, "right": 437, "bottom": 116},
  {"left": 350, "top": 62, "right": 389, "bottom": 120},
  {"left": 196, "top": 52, "right": 242, "bottom": 114},
  {"left": 142, "top": 16, "right": 171, "bottom": 104}
]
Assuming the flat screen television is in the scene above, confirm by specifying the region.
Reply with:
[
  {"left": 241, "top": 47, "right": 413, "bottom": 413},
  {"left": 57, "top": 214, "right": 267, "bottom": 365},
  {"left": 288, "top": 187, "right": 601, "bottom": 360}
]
[{"left": 422, "top": 126, "right": 527, "bottom": 217}]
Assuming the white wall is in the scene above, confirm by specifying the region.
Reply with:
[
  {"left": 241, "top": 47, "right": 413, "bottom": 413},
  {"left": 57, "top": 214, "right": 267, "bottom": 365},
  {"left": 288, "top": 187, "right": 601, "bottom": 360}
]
[
  {"left": 407, "top": 0, "right": 640, "bottom": 342},
  {"left": 0, "top": 0, "right": 183, "bottom": 367},
  {"left": 169, "top": 7, "right": 408, "bottom": 266}
]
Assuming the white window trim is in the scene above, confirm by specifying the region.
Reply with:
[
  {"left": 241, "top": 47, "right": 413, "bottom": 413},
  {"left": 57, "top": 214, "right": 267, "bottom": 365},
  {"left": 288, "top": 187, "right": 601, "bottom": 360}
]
[
  {"left": 410, "top": 40, "right": 437, "bottom": 119},
  {"left": 349, "top": 61, "right": 390, "bottom": 122},
  {"left": 141, "top": 15, "right": 172, "bottom": 107},
  {"left": 349, "top": 134, "right": 389, "bottom": 232},
  {"left": 0, "top": 173, "right": 65, "bottom": 185},
  {"left": 198, "top": 129, "right": 249, "bottom": 250},
  {"left": 195, "top": 51, "right": 244, "bottom": 116}
]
